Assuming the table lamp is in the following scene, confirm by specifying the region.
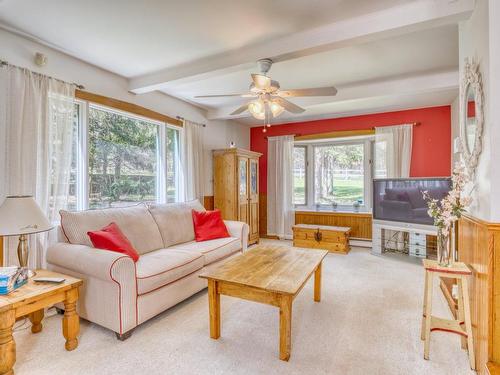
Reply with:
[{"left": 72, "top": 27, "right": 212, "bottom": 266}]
[{"left": 0, "top": 196, "right": 53, "bottom": 270}]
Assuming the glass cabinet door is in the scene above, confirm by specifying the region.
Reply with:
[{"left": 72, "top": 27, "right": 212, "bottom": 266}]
[
  {"left": 250, "top": 159, "right": 258, "bottom": 195},
  {"left": 239, "top": 158, "right": 247, "bottom": 196}
]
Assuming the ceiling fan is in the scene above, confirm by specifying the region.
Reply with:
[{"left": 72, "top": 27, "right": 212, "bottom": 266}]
[{"left": 195, "top": 59, "right": 337, "bottom": 130}]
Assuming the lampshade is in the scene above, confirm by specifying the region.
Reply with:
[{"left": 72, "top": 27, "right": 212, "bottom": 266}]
[
  {"left": 0, "top": 196, "right": 53, "bottom": 236},
  {"left": 248, "top": 99, "right": 265, "bottom": 119},
  {"left": 269, "top": 101, "right": 284, "bottom": 117}
]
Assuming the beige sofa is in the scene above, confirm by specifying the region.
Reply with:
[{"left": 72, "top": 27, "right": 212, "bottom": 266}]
[{"left": 46, "top": 200, "right": 248, "bottom": 339}]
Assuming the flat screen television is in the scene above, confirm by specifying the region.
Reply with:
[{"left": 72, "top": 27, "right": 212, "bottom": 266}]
[{"left": 373, "top": 178, "right": 452, "bottom": 226}]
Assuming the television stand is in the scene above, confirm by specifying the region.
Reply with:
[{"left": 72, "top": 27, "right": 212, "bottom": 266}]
[{"left": 372, "top": 219, "right": 437, "bottom": 258}]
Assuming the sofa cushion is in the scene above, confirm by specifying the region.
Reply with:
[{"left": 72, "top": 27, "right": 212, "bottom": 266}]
[
  {"left": 87, "top": 222, "right": 140, "bottom": 262},
  {"left": 60, "top": 204, "right": 164, "bottom": 255},
  {"left": 169, "top": 237, "right": 241, "bottom": 266},
  {"left": 136, "top": 248, "right": 205, "bottom": 295},
  {"left": 148, "top": 200, "right": 205, "bottom": 248},
  {"left": 192, "top": 209, "right": 230, "bottom": 242}
]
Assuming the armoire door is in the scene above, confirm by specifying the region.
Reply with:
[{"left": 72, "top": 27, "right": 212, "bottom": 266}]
[
  {"left": 248, "top": 158, "right": 259, "bottom": 243},
  {"left": 237, "top": 157, "right": 249, "bottom": 225}
]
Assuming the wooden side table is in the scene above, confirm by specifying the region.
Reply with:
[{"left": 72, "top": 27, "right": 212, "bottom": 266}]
[
  {"left": 0, "top": 270, "right": 82, "bottom": 375},
  {"left": 420, "top": 259, "right": 475, "bottom": 370}
]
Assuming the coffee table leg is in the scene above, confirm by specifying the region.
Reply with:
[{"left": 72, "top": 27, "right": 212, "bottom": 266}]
[
  {"left": 29, "top": 309, "right": 44, "bottom": 333},
  {"left": 279, "top": 295, "right": 292, "bottom": 361},
  {"left": 314, "top": 262, "right": 322, "bottom": 302},
  {"left": 208, "top": 279, "right": 220, "bottom": 339},
  {"left": 63, "top": 288, "right": 80, "bottom": 351},
  {"left": 0, "top": 309, "right": 16, "bottom": 375}
]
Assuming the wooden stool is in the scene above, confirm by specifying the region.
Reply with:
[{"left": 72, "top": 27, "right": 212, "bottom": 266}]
[{"left": 420, "top": 259, "right": 475, "bottom": 370}]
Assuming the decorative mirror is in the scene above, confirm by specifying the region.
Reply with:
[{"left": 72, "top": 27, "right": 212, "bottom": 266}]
[{"left": 460, "top": 59, "right": 484, "bottom": 176}]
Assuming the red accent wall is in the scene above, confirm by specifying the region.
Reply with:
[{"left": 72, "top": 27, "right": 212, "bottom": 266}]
[{"left": 250, "top": 106, "right": 451, "bottom": 193}]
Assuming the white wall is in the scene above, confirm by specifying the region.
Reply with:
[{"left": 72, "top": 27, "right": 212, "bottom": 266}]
[
  {"left": 0, "top": 28, "right": 250, "bottom": 196},
  {"left": 488, "top": 0, "right": 500, "bottom": 221},
  {"left": 458, "top": 0, "right": 491, "bottom": 220},
  {"left": 203, "top": 119, "right": 250, "bottom": 195}
]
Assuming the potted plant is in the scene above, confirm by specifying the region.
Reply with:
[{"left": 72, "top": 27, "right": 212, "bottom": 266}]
[{"left": 423, "top": 163, "right": 472, "bottom": 266}]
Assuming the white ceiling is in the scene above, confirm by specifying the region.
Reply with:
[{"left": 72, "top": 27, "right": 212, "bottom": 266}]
[
  {"left": 0, "top": 0, "right": 473, "bottom": 125},
  {"left": 168, "top": 25, "right": 458, "bottom": 108},
  {"left": 0, "top": 0, "right": 413, "bottom": 77}
]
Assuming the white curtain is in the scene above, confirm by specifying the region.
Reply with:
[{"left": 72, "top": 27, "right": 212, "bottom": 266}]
[
  {"left": 374, "top": 124, "right": 413, "bottom": 251},
  {"left": 267, "top": 135, "right": 295, "bottom": 239},
  {"left": 0, "top": 65, "right": 75, "bottom": 267},
  {"left": 180, "top": 119, "right": 204, "bottom": 203},
  {"left": 375, "top": 124, "right": 413, "bottom": 178}
]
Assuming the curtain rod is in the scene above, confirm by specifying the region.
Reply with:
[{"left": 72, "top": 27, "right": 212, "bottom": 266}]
[
  {"left": 264, "top": 133, "right": 301, "bottom": 139},
  {"left": 264, "top": 122, "right": 420, "bottom": 139},
  {"left": 176, "top": 116, "right": 206, "bottom": 127},
  {"left": 372, "top": 122, "right": 420, "bottom": 129},
  {"left": 0, "top": 58, "right": 85, "bottom": 90}
]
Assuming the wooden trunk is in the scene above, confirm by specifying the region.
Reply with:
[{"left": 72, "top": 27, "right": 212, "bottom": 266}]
[
  {"left": 292, "top": 224, "right": 351, "bottom": 254},
  {"left": 213, "top": 148, "right": 262, "bottom": 245}
]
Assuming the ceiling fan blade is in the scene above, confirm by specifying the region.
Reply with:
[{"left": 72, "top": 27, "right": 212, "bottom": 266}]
[
  {"left": 272, "top": 97, "right": 305, "bottom": 114},
  {"left": 230, "top": 104, "right": 249, "bottom": 116},
  {"left": 194, "top": 93, "right": 247, "bottom": 98},
  {"left": 251, "top": 74, "right": 271, "bottom": 90},
  {"left": 278, "top": 87, "right": 337, "bottom": 97}
]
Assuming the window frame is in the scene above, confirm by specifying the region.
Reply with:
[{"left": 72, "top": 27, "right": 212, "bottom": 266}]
[
  {"left": 72, "top": 100, "right": 182, "bottom": 210},
  {"left": 294, "top": 136, "right": 374, "bottom": 212}
]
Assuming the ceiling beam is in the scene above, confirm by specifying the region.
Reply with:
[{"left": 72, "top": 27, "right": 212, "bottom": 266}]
[
  {"left": 129, "top": 0, "right": 473, "bottom": 94},
  {"left": 205, "top": 69, "right": 459, "bottom": 120}
]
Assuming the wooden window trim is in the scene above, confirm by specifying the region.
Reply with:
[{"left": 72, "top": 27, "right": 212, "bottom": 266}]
[
  {"left": 295, "top": 129, "right": 374, "bottom": 141},
  {"left": 75, "top": 90, "right": 183, "bottom": 127}
]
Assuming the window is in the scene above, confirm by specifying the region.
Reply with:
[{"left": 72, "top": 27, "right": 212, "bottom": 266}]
[
  {"left": 67, "top": 101, "right": 181, "bottom": 211},
  {"left": 294, "top": 138, "right": 373, "bottom": 211},
  {"left": 88, "top": 105, "right": 159, "bottom": 209},
  {"left": 293, "top": 146, "right": 307, "bottom": 205},
  {"left": 314, "top": 143, "right": 364, "bottom": 206}
]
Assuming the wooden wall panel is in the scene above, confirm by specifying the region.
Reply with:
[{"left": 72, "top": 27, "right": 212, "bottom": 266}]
[
  {"left": 456, "top": 214, "right": 500, "bottom": 374},
  {"left": 258, "top": 193, "right": 372, "bottom": 239},
  {"left": 259, "top": 193, "right": 267, "bottom": 237},
  {"left": 295, "top": 211, "right": 372, "bottom": 239},
  {"left": 0, "top": 236, "right": 3, "bottom": 266},
  {"left": 203, "top": 196, "right": 214, "bottom": 210}
]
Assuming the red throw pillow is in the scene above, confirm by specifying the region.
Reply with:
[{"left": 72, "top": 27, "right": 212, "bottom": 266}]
[
  {"left": 87, "top": 222, "right": 140, "bottom": 262},
  {"left": 192, "top": 209, "right": 230, "bottom": 242}
]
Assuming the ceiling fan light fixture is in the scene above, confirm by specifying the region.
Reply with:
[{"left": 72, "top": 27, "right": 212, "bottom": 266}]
[
  {"left": 248, "top": 99, "right": 265, "bottom": 119},
  {"left": 269, "top": 101, "right": 284, "bottom": 117},
  {"left": 254, "top": 112, "right": 265, "bottom": 120}
]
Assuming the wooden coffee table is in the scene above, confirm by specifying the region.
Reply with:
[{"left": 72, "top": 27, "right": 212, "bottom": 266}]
[
  {"left": 199, "top": 245, "right": 328, "bottom": 361},
  {"left": 0, "top": 270, "right": 82, "bottom": 375}
]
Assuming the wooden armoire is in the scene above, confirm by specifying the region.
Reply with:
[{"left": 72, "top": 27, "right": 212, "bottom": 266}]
[{"left": 213, "top": 148, "right": 262, "bottom": 245}]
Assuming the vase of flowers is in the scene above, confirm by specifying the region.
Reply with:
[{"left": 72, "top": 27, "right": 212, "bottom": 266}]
[{"left": 423, "top": 163, "right": 472, "bottom": 267}]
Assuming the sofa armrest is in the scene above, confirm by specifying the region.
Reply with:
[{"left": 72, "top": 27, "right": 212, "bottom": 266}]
[
  {"left": 224, "top": 220, "right": 249, "bottom": 251},
  {"left": 46, "top": 242, "right": 136, "bottom": 282},
  {"left": 47, "top": 242, "right": 138, "bottom": 335}
]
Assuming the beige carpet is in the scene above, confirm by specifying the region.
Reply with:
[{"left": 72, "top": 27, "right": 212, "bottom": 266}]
[{"left": 14, "top": 240, "right": 475, "bottom": 375}]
